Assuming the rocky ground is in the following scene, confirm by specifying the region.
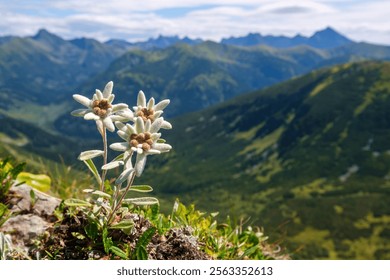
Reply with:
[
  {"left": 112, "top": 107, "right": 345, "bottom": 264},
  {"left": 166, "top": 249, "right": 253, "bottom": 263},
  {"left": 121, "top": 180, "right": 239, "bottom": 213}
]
[{"left": 0, "top": 184, "right": 211, "bottom": 260}]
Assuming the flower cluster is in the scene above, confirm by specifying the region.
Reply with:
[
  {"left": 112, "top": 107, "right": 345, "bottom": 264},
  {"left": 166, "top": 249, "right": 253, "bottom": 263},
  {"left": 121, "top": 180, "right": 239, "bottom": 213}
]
[
  {"left": 71, "top": 81, "right": 132, "bottom": 134},
  {"left": 72, "top": 81, "right": 172, "bottom": 186}
]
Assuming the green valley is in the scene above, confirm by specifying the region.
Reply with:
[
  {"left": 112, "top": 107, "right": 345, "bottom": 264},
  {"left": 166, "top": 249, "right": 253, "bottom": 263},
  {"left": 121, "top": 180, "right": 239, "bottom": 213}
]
[{"left": 140, "top": 61, "right": 390, "bottom": 259}]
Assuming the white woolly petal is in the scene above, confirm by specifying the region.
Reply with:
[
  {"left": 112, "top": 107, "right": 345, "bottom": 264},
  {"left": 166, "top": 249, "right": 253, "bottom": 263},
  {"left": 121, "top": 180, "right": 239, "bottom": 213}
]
[
  {"left": 71, "top": 109, "right": 90, "bottom": 117},
  {"left": 117, "top": 130, "right": 129, "bottom": 141},
  {"left": 115, "top": 121, "right": 126, "bottom": 131},
  {"left": 112, "top": 103, "right": 129, "bottom": 112},
  {"left": 124, "top": 156, "right": 133, "bottom": 169},
  {"left": 154, "top": 99, "right": 170, "bottom": 111},
  {"left": 135, "top": 117, "right": 145, "bottom": 134},
  {"left": 147, "top": 97, "right": 155, "bottom": 110},
  {"left": 150, "top": 117, "right": 163, "bottom": 133},
  {"left": 73, "top": 94, "right": 91, "bottom": 107},
  {"left": 84, "top": 112, "right": 100, "bottom": 120},
  {"left": 102, "top": 160, "right": 124, "bottom": 170},
  {"left": 135, "top": 153, "right": 147, "bottom": 177},
  {"left": 153, "top": 143, "right": 172, "bottom": 152},
  {"left": 103, "top": 117, "right": 115, "bottom": 132},
  {"left": 137, "top": 90, "right": 146, "bottom": 107},
  {"left": 78, "top": 150, "right": 104, "bottom": 161},
  {"left": 110, "top": 142, "right": 129, "bottom": 152},
  {"left": 117, "top": 110, "right": 134, "bottom": 119},
  {"left": 137, "top": 147, "right": 143, "bottom": 154},
  {"left": 96, "top": 89, "right": 103, "bottom": 100},
  {"left": 110, "top": 115, "right": 127, "bottom": 122},
  {"left": 124, "top": 124, "right": 136, "bottom": 136},
  {"left": 145, "top": 119, "right": 151, "bottom": 132},
  {"left": 151, "top": 133, "right": 161, "bottom": 141},
  {"left": 154, "top": 110, "right": 163, "bottom": 118},
  {"left": 115, "top": 167, "right": 134, "bottom": 185},
  {"left": 147, "top": 149, "right": 161, "bottom": 155},
  {"left": 108, "top": 94, "right": 115, "bottom": 103},
  {"left": 92, "top": 93, "right": 98, "bottom": 101},
  {"left": 103, "top": 81, "right": 113, "bottom": 98},
  {"left": 96, "top": 120, "right": 104, "bottom": 136},
  {"left": 161, "top": 120, "right": 172, "bottom": 129}
]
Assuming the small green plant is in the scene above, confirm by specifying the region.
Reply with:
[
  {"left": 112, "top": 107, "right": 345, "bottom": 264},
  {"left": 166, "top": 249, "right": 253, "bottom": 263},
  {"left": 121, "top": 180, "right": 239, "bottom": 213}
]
[
  {"left": 0, "top": 158, "right": 25, "bottom": 202},
  {"left": 134, "top": 199, "right": 286, "bottom": 260},
  {"left": 63, "top": 81, "right": 172, "bottom": 259},
  {"left": 0, "top": 232, "right": 12, "bottom": 260},
  {"left": 0, "top": 158, "right": 25, "bottom": 227}
]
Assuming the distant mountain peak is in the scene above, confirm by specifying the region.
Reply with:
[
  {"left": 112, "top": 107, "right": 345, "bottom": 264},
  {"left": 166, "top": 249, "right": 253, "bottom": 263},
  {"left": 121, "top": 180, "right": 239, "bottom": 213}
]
[
  {"left": 309, "top": 27, "right": 352, "bottom": 48},
  {"left": 31, "top": 28, "right": 65, "bottom": 45},
  {"left": 70, "top": 37, "right": 101, "bottom": 49},
  {"left": 311, "top": 26, "right": 346, "bottom": 39},
  {"left": 33, "top": 29, "right": 57, "bottom": 39},
  {"left": 318, "top": 26, "right": 339, "bottom": 34},
  {"left": 221, "top": 27, "right": 352, "bottom": 49}
]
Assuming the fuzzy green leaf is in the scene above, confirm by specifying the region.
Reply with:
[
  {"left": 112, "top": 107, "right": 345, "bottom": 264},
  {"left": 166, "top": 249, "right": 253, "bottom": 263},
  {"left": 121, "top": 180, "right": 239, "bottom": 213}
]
[
  {"left": 115, "top": 167, "right": 134, "bottom": 186},
  {"left": 84, "top": 222, "right": 99, "bottom": 240},
  {"left": 137, "top": 227, "right": 156, "bottom": 249},
  {"left": 123, "top": 197, "right": 159, "bottom": 206},
  {"left": 64, "top": 198, "right": 92, "bottom": 207},
  {"left": 78, "top": 150, "right": 104, "bottom": 161},
  {"left": 112, "top": 153, "right": 125, "bottom": 162},
  {"left": 129, "top": 185, "right": 153, "bottom": 193},
  {"left": 110, "top": 246, "right": 127, "bottom": 259},
  {"left": 135, "top": 246, "right": 148, "bottom": 260},
  {"left": 90, "top": 190, "right": 111, "bottom": 198},
  {"left": 102, "top": 227, "right": 113, "bottom": 254},
  {"left": 109, "top": 219, "right": 134, "bottom": 235},
  {"left": 150, "top": 203, "right": 160, "bottom": 222},
  {"left": 101, "top": 160, "right": 124, "bottom": 170},
  {"left": 17, "top": 172, "right": 51, "bottom": 192},
  {"left": 132, "top": 227, "right": 155, "bottom": 260},
  {"left": 83, "top": 159, "right": 102, "bottom": 185}
]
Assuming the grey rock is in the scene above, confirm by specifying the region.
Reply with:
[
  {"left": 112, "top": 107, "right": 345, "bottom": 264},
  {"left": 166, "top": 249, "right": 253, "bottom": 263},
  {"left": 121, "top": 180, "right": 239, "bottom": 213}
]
[
  {"left": 7, "top": 184, "right": 60, "bottom": 216},
  {"left": 0, "top": 184, "right": 61, "bottom": 252}
]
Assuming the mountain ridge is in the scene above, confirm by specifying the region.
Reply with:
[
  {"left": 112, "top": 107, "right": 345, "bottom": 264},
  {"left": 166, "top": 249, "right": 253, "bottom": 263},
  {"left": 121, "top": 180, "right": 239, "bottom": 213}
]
[
  {"left": 221, "top": 27, "right": 353, "bottom": 49},
  {"left": 2, "top": 28, "right": 390, "bottom": 138},
  {"left": 62, "top": 39, "right": 390, "bottom": 125},
  {"left": 0, "top": 27, "right": 362, "bottom": 52}
]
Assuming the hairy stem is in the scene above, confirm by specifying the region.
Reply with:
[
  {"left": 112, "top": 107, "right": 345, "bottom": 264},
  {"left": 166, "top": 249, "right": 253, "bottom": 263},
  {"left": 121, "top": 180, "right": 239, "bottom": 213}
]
[
  {"left": 100, "top": 127, "right": 108, "bottom": 192},
  {"left": 108, "top": 171, "right": 136, "bottom": 224}
]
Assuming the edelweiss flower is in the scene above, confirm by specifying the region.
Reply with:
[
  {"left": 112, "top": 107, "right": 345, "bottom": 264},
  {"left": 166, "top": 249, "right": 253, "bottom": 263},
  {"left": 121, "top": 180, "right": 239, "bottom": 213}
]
[
  {"left": 132, "top": 90, "right": 172, "bottom": 129},
  {"left": 110, "top": 117, "right": 172, "bottom": 177},
  {"left": 71, "top": 81, "right": 132, "bottom": 133}
]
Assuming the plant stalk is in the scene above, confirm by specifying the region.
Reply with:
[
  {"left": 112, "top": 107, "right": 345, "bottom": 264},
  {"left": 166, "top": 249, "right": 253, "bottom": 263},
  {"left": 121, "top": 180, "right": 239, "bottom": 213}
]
[
  {"left": 107, "top": 171, "right": 136, "bottom": 224},
  {"left": 100, "top": 127, "right": 108, "bottom": 192}
]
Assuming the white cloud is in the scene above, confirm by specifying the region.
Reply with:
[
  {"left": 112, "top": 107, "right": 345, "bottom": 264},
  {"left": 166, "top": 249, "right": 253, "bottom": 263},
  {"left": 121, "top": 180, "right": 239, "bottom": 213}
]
[{"left": 0, "top": 0, "right": 389, "bottom": 45}]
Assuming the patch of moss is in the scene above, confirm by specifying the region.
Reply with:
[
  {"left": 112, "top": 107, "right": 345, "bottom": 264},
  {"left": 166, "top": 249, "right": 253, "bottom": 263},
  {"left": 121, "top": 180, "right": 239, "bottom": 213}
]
[{"left": 239, "top": 126, "right": 285, "bottom": 155}]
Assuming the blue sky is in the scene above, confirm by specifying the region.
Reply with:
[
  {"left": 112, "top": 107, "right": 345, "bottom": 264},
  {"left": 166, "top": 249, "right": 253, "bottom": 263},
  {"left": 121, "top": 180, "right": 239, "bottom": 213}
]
[{"left": 0, "top": 0, "right": 389, "bottom": 45}]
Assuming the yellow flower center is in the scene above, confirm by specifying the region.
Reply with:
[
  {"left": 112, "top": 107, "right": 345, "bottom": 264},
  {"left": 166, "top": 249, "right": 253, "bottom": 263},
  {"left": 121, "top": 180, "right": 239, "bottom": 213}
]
[
  {"left": 129, "top": 132, "right": 153, "bottom": 151},
  {"left": 92, "top": 99, "right": 112, "bottom": 117},
  {"left": 137, "top": 108, "right": 155, "bottom": 122}
]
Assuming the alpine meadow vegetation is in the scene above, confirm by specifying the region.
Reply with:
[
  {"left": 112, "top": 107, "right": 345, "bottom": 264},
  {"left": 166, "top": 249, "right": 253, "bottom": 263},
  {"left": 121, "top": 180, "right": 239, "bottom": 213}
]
[{"left": 0, "top": 81, "right": 287, "bottom": 260}]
